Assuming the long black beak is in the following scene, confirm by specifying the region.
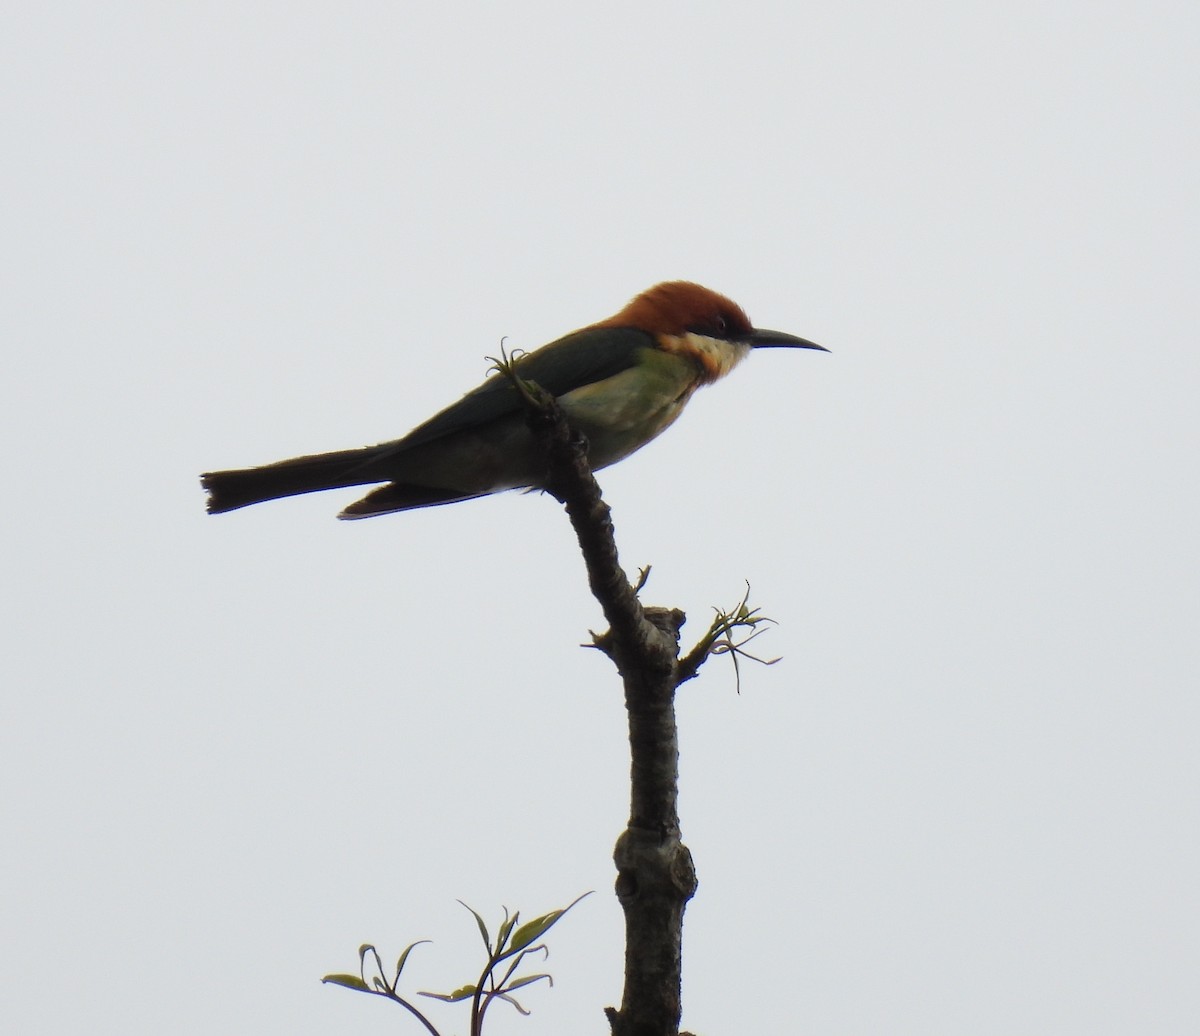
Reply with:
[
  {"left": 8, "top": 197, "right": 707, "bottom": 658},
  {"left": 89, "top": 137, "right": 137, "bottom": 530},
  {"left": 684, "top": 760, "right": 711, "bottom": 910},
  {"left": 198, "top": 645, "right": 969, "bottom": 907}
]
[{"left": 749, "top": 327, "right": 828, "bottom": 351}]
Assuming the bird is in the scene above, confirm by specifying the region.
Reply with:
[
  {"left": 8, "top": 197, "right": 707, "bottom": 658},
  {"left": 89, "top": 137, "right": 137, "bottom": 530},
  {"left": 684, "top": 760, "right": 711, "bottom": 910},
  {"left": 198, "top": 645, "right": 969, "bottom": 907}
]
[{"left": 201, "top": 281, "right": 827, "bottom": 519}]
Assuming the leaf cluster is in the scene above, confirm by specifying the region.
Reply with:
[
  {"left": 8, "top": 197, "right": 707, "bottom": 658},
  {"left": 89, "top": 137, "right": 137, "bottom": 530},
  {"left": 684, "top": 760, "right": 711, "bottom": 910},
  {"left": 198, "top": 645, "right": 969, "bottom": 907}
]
[
  {"left": 677, "top": 581, "right": 781, "bottom": 691},
  {"left": 322, "top": 894, "right": 590, "bottom": 1036}
]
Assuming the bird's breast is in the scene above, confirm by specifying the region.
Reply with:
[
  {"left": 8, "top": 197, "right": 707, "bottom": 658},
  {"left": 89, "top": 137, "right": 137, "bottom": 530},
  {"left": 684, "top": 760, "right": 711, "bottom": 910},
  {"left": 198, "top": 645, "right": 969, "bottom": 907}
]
[{"left": 556, "top": 349, "right": 707, "bottom": 469}]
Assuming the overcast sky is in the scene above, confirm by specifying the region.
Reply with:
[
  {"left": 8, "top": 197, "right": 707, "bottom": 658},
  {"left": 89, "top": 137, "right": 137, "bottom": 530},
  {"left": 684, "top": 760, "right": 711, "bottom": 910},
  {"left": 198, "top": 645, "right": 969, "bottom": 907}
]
[{"left": 4, "top": 2, "right": 1197, "bottom": 1033}]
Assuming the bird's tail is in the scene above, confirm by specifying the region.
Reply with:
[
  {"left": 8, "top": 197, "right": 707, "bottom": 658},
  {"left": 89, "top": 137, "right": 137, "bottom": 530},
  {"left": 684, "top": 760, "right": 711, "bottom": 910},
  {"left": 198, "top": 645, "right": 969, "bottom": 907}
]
[{"left": 201, "top": 446, "right": 388, "bottom": 514}]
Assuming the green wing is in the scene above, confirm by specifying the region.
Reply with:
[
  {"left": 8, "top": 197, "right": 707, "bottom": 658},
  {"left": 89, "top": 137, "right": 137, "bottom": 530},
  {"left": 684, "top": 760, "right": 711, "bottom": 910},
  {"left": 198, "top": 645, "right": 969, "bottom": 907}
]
[{"left": 392, "top": 326, "right": 652, "bottom": 451}]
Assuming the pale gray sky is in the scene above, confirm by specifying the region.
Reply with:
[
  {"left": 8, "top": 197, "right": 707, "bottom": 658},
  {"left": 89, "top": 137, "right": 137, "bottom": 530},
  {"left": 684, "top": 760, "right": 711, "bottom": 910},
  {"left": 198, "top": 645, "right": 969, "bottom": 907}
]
[{"left": 4, "top": 2, "right": 1198, "bottom": 1033}]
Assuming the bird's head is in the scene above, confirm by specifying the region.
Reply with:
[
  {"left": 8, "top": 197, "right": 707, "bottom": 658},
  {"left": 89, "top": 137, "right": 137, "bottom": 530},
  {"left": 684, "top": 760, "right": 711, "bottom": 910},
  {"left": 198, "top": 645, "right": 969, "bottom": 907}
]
[{"left": 597, "top": 281, "right": 826, "bottom": 383}]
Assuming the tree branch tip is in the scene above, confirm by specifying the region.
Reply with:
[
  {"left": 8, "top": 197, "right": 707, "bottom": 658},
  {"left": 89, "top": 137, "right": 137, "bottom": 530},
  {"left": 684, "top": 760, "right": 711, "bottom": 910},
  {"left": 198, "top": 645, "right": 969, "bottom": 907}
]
[
  {"left": 487, "top": 342, "right": 557, "bottom": 412},
  {"left": 484, "top": 338, "right": 527, "bottom": 375},
  {"left": 675, "top": 583, "right": 783, "bottom": 690}
]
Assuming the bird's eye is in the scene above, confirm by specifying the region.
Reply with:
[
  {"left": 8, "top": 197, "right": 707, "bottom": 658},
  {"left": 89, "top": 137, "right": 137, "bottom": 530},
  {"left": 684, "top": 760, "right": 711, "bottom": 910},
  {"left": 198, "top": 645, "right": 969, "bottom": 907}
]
[{"left": 687, "top": 310, "right": 737, "bottom": 338}]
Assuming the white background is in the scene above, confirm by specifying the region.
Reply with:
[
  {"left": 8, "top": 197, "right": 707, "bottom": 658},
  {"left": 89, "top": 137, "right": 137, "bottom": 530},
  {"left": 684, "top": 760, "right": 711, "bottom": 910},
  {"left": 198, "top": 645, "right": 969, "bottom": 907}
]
[{"left": 4, "top": 2, "right": 1197, "bottom": 1033}]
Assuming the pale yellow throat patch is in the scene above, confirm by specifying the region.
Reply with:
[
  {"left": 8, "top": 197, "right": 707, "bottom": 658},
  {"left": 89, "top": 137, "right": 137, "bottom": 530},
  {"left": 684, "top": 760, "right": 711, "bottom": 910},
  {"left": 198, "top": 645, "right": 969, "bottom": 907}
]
[{"left": 658, "top": 332, "right": 753, "bottom": 383}]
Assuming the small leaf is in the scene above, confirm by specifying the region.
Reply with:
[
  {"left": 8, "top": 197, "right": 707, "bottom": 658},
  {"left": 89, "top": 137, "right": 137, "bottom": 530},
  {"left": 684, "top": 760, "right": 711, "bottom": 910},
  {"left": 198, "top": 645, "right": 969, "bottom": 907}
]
[
  {"left": 496, "top": 910, "right": 519, "bottom": 953},
  {"left": 507, "top": 892, "right": 592, "bottom": 954},
  {"left": 358, "top": 943, "right": 384, "bottom": 974},
  {"left": 419, "top": 983, "right": 478, "bottom": 1002},
  {"left": 505, "top": 972, "right": 551, "bottom": 992},
  {"left": 493, "top": 991, "right": 532, "bottom": 1015},
  {"left": 508, "top": 911, "right": 560, "bottom": 953},
  {"left": 322, "top": 973, "right": 371, "bottom": 992},
  {"left": 394, "top": 939, "right": 431, "bottom": 983},
  {"left": 458, "top": 900, "right": 492, "bottom": 953},
  {"left": 357, "top": 943, "right": 387, "bottom": 989}
]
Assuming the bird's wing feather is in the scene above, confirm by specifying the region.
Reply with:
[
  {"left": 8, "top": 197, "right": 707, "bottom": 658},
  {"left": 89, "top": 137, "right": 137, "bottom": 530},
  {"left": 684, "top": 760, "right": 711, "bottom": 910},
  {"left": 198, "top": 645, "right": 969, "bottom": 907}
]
[{"left": 390, "top": 326, "right": 652, "bottom": 451}]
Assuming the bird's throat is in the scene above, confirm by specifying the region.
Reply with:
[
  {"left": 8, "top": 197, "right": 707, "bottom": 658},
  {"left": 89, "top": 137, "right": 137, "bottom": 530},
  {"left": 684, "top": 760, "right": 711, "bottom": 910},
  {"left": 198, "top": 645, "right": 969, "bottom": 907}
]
[{"left": 658, "top": 332, "right": 752, "bottom": 383}]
